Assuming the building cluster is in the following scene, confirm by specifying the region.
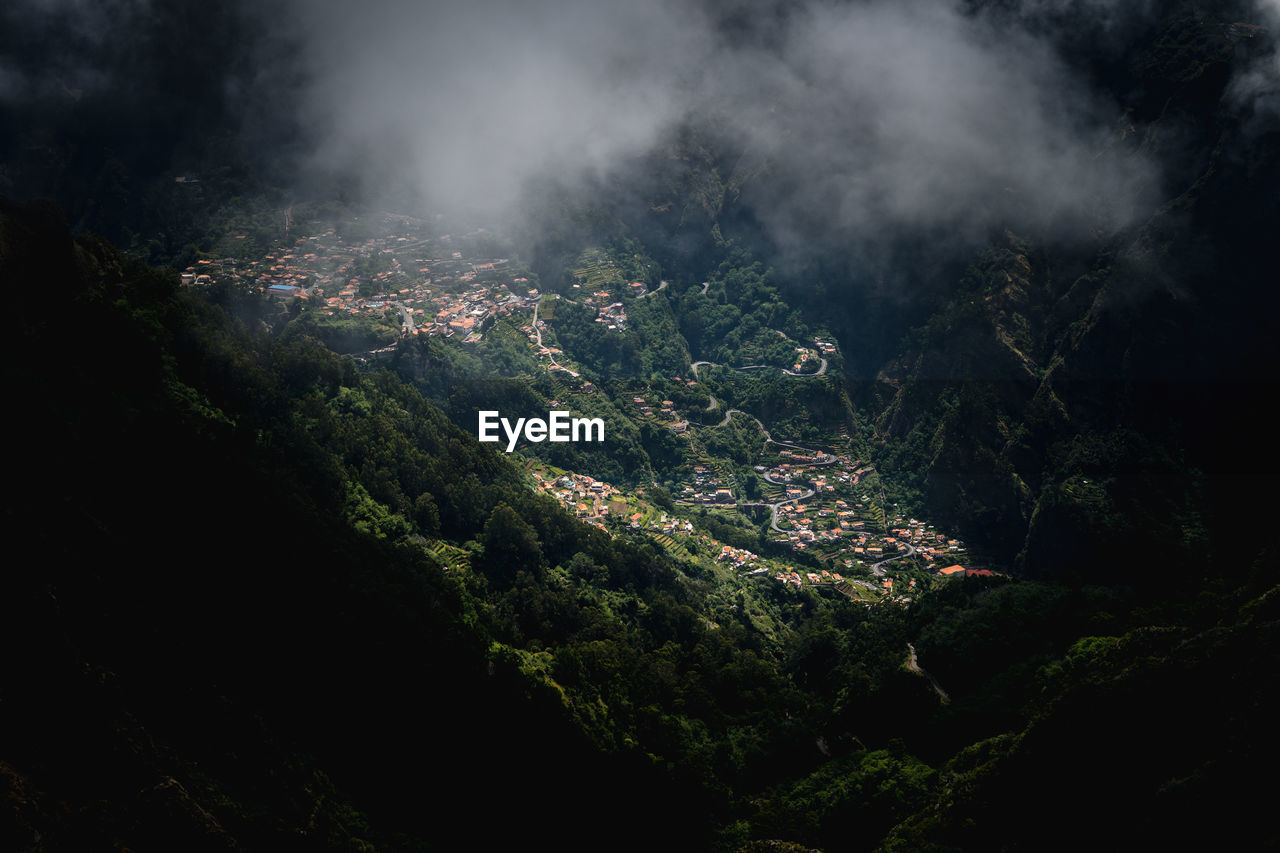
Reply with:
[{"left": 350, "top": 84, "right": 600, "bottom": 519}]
[
  {"left": 761, "top": 458, "right": 972, "bottom": 576},
  {"left": 772, "top": 568, "right": 846, "bottom": 587},
  {"left": 683, "top": 465, "right": 735, "bottom": 505},
  {"left": 530, "top": 469, "right": 621, "bottom": 534},
  {"left": 628, "top": 393, "right": 690, "bottom": 435},
  {"left": 715, "top": 543, "right": 759, "bottom": 569},
  {"left": 583, "top": 290, "right": 630, "bottom": 331},
  {"left": 181, "top": 224, "right": 533, "bottom": 345},
  {"left": 419, "top": 279, "right": 530, "bottom": 342},
  {"left": 791, "top": 347, "right": 818, "bottom": 372},
  {"left": 646, "top": 512, "right": 695, "bottom": 536}
]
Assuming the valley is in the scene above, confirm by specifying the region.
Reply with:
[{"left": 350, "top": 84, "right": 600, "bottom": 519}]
[
  {"left": 4, "top": 1, "right": 1279, "bottom": 849},
  {"left": 190, "top": 220, "right": 976, "bottom": 611}
]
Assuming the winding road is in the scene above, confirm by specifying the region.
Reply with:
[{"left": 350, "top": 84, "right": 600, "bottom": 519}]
[
  {"left": 532, "top": 297, "right": 579, "bottom": 378},
  {"left": 690, "top": 355, "right": 827, "bottom": 379},
  {"left": 783, "top": 357, "right": 828, "bottom": 376},
  {"left": 525, "top": 301, "right": 841, "bottom": 541},
  {"left": 869, "top": 540, "right": 918, "bottom": 577},
  {"left": 635, "top": 280, "right": 669, "bottom": 299},
  {"left": 704, "top": 408, "right": 843, "bottom": 532},
  {"left": 738, "top": 484, "right": 816, "bottom": 532},
  {"left": 710, "top": 409, "right": 841, "bottom": 459}
]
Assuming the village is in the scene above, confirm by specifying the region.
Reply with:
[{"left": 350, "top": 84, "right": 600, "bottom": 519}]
[
  {"left": 180, "top": 220, "right": 540, "bottom": 345},
  {"left": 612, "top": 383, "right": 977, "bottom": 596},
  {"left": 183, "top": 222, "right": 978, "bottom": 598},
  {"left": 526, "top": 460, "right": 870, "bottom": 596},
  {"left": 525, "top": 453, "right": 975, "bottom": 604}
]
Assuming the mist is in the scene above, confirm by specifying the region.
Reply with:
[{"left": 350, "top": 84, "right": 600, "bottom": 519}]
[
  {"left": 288, "top": 0, "right": 1168, "bottom": 258},
  {"left": 1230, "top": 0, "right": 1280, "bottom": 121},
  {"left": 292, "top": 0, "right": 708, "bottom": 217},
  {"left": 8, "top": 0, "right": 1276, "bottom": 264}
]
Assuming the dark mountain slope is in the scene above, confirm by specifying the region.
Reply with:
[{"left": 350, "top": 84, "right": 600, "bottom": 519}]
[
  {"left": 852, "top": 7, "right": 1280, "bottom": 578},
  {"left": 881, "top": 577, "right": 1280, "bottom": 852},
  {"left": 0, "top": 198, "right": 740, "bottom": 850}
]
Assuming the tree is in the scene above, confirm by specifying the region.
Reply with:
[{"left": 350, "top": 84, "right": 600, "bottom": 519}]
[{"left": 477, "top": 502, "right": 544, "bottom": 587}]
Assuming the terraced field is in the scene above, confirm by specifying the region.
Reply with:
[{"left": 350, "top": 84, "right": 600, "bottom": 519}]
[
  {"left": 571, "top": 249, "right": 624, "bottom": 289},
  {"left": 428, "top": 540, "right": 472, "bottom": 572}
]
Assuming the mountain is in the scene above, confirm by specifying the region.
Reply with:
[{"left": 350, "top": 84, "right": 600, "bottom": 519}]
[
  {"left": 604, "top": 0, "right": 1280, "bottom": 582},
  {"left": 0, "top": 198, "right": 723, "bottom": 849},
  {"left": 3, "top": 1, "right": 1280, "bottom": 850},
  {"left": 865, "top": 5, "right": 1280, "bottom": 580}
]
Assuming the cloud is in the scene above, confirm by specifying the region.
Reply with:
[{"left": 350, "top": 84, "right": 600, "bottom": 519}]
[
  {"left": 288, "top": 0, "right": 1156, "bottom": 258},
  {"left": 292, "top": 0, "right": 711, "bottom": 216},
  {"left": 0, "top": 0, "right": 152, "bottom": 104},
  {"left": 1228, "top": 0, "right": 1280, "bottom": 122},
  {"left": 717, "top": 1, "right": 1154, "bottom": 251}
]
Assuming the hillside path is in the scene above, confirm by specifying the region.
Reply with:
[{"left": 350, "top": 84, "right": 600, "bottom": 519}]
[{"left": 906, "top": 643, "right": 951, "bottom": 705}]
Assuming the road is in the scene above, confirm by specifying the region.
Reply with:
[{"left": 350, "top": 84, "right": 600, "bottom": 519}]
[
  {"left": 906, "top": 643, "right": 951, "bottom": 705},
  {"left": 635, "top": 280, "right": 668, "bottom": 299},
  {"left": 716, "top": 408, "right": 768, "bottom": 431},
  {"left": 396, "top": 302, "right": 416, "bottom": 334},
  {"left": 738, "top": 480, "right": 816, "bottom": 532},
  {"left": 532, "top": 297, "right": 580, "bottom": 377},
  {"left": 870, "top": 540, "right": 917, "bottom": 577},
  {"left": 782, "top": 357, "right": 828, "bottom": 376},
  {"left": 760, "top": 329, "right": 830, "bottom": 376},
  {"left": 711, "top": 409, "right": 839, "bottom": 462},
  {"left": 708, "top": 408, "right": 839, "bottom": 532},
  {"left": 688, "top": 358, "right": 826, "bottom": 379}
]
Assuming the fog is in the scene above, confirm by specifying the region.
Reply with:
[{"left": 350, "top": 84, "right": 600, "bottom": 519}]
[
  {"left": 6, "top": 0, "right": 1278, "bottom": 261},
  {"left": 1230, "top": 0, "right": 1280, "bottom": 121},
  {"left": 291, "top": 0, "right": 709, "bottom": 214},
  {"left": 290, "top": 0, "right": 1166, "bottom": 253}
]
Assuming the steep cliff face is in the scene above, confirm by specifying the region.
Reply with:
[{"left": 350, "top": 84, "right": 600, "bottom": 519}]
[
  {"left": 834, "top": 5, "right": 1280, "bottom": 579},
  {"left": 870, "top": 155, "right": 1280, "bottom": 576}
]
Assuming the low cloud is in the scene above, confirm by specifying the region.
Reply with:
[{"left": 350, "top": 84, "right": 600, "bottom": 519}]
[
  {"left": 289, "top": 0, "right": 1159, "bottom": 260},
  {"left": 726, "top": 2, "right": 1151, "bottom": 248},
  {"left": 292, "top": 0, "right": 710, "bottom": 216},
  {"left": 1228, "top": 0, "right": 1280, "bottom": 122},
  {"left": 0, "top": 0, "right": 152, "bottom": 104}
]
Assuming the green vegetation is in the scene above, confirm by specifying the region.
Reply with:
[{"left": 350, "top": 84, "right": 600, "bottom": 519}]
[
  {"left": 21, "top": 188, "right": 1270, "bottom": 850},
  {"left": 4, "top": 3, "right": 1280, "bottom": 848},
  {"left": 287, "top": 309, "right": 401, "bottom": 352}
]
